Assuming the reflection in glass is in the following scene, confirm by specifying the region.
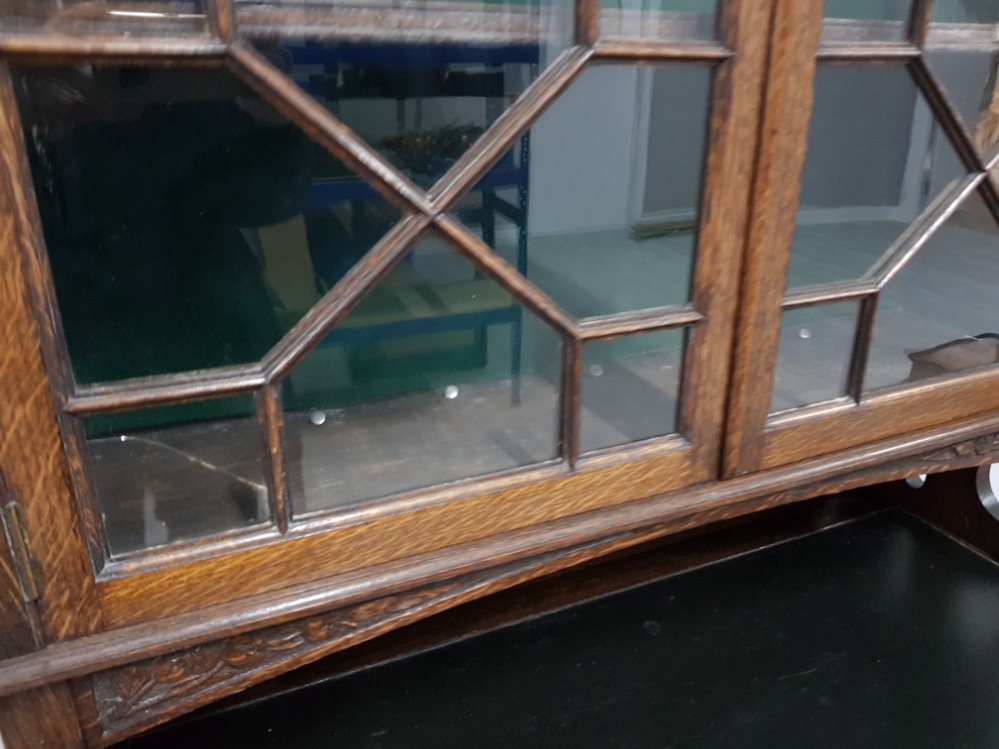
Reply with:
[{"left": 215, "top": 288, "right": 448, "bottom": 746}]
[
  {"left": 926, "top": 0, "right": 999, "bottom": 162},
  {"left": 581, "top": 329, "right": 685, "bottom": 453},
  {"left": 821, "top": 0, "right": 909, "bottom": 42},
  {"left": 0, "top": 0, "right": 206, "bottom": 33},
  {"left": 599, "top": 0, "right": 716, "bottom": 40},
  {"left": 254, "top": 13, "right": 572, "bottom": 188},
  {"left": 865, "top": 191, "right": 999, "bottom": 392},
  {"left": 283, "top": 236, "right": 560, "bottom": 514},
  {"left": 14, "top": 65, "right": 400, "bottom": 384},
  {"left": 470, "top": 64, "right": 709, "bottom": 319},
  {"left": 85, "top": 397, "right": 267, "bottom": 556},
  {"left": 769, "top": 303, "right": 859, "bottom": 414},
  {"left": 787, "top": 65, "right": 966, "bottom": 290}
]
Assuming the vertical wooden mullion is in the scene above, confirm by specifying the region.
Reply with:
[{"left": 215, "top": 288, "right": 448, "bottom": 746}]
[
  {"left": 846, "top": 294, "right": 880, "bottom": 402},
  {"left": 575, "top": 0, "right": 599, "bottom": 47},
  {"left": 205, "top": 0, "right": 236, "bottom": 43},
  {"left": 907, "top": 0, "right": 934, "bottom": 49},
  {"left": 255, "top": 385, "right": 291, "bottom": 534},
  {"left": 560, "top": 337, "right": 582, "bottom": 467}
]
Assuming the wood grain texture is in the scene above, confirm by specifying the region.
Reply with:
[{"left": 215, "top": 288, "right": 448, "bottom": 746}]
[
  {"left": 99, "top": 445, "right": 700, "bottom": 625},
  {"left": 683, "top": 0, "right": 776, "bottom": 473},
  {"left": 255, "top": 386, "right": 289, "bottom": 534},
  {"left": 763, "top": 370, "right": 999, "bottom": 469},
  {"left": 0, "top": 684, "right": 83, "bottom": 749},
  {"left": 0, "top": 65, "right": 102, "bottom": 644},
  {"left": 591, "top": 40, "right": 732, "bottom": 60},
  {"left": 0, "top": 36, "right": 227, "bottom": 64},
  {"left": 64, "top": 365, "right": 266, "bottom": 416},
  {"left": 722, "top": 0, "right": 823, "bottom": 477},
  {"left": 576, "top": 305, "right": 703, "bottom": 340}
]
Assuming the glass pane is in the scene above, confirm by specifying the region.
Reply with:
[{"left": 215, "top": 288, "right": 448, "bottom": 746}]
[
  {"left": 283, "top": 234, "right": 560, "bottom": 515},
  {"left": 787, "top": 65, "right": 966, "bottom": 290},
  {"left": 251, "top": 39, "right": 561, "bottom": 190},
  {"left": 865, "top": 190, "right": 999, "bottom": 392},
  {"left": 0, "top": 0, "right": 207, "bottom": 34},
  {"left": 925, "top": 0, "right": 999, "bottom": 162},
  {"left": 14, "top": 65, "right": 401, "bottom": 384},
  {"left": 821, "top": 0, "right": 909, "bottom": 43},
  {"left": 243, "top": 0, "right": 572, "bottom": 176},
  {"left": 470, "top": 64, "right": 709, "bottom": 320},
  {"left": 929, "top": 0, "right": 998, "bottom": 27},
  {"left": 581, "top": 328, "right": 684, "bottom": 453},
  {"left": 600, "top": 0, "right": 716, "bottom": 41},
  {"left": 769, "top": 302, "right": 859, "bottom": 414},
  {"left": 84, "top": 397, "right": 267, "bottom": 556}
]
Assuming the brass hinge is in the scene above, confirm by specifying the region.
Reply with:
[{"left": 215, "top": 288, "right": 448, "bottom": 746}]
[{"left": 1, "top": 502, "right": 40, "bottom": 602}]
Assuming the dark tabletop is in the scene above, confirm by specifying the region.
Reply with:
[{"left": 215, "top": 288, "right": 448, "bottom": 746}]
[{"left": 124, "top": 511, "right": 999, "bottom": 748}]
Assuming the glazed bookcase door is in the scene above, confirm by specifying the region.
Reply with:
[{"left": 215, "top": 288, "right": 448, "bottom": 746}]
[
  {"left": 726, "top": 0, "right": 999, "bottom": 476},
  {"left": 0, "top": 0, "right": 770, "bottom": 632}
]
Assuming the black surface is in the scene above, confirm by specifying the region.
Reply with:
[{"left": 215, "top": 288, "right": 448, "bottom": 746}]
[{"left": 124, "top": 512, "right": 999, "bottom": 748}]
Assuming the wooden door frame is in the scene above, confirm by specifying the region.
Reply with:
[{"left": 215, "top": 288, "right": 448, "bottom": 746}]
[
  {"left": 724, "top": 0, "right": 999, "bottom": 478},
  {"left": 0, "top": 0, "right": 771, "bottom": 631}
]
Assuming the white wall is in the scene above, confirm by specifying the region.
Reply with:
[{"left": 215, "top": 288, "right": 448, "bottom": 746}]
[{"left": 526, "top": 65, "right": 640, "bottom": 236}]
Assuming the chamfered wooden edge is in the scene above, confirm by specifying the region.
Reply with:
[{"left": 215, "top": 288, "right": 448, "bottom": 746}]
[
  {"left": 4, "top": 408, "right": 999, "bottom": 745},
  {"left": 721, "top": 0, "right": 823, "bottom": 478}
]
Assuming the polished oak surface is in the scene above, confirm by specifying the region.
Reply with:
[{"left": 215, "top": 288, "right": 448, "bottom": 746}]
[{"left": 123, "top": 511, "right": 999, "bottom": 748}]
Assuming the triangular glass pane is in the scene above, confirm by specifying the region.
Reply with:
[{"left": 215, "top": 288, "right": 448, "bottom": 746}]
[
  {"left": 786, "top": 64, "right": 968, "bottom": 291},
  {"left": 0, "top": 0, "right": 208, "bottom": 34},
  {"left": 926, "top": 1, "right": 999, "bottom": 162},
  {"left": 457, "top": 62, "right": 710, "bottom": 320},
  {"left": 865, "top": 189, "right": 999, "bottom": 392},
  {"left": 245, "top": 2, "right": 574, "bottom": 185},
  {"left": 599, "top": 0, "right": 717, "bottom": 41},
  {"left": 821, "top": 0, "right": 910, "bottom": 43},
  {"left": 281, "top": 231, "right": 561, "bottom": 515},
  {"left": 13, "top": 64, "right": 402, "bottom": 385}
]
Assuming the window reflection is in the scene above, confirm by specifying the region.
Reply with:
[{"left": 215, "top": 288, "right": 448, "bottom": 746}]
[
  {"left": 282, "top": 236, "right": 561, "bottom": 514},
  {"left": 865, "top": 191, "right": 999, "bottom": 392},
  {"left": 85, "top": 397, "right": 268, "bottom": 555},
  {"left": 787, "top": 65, "right": 965, "bottom": 290},
  {"left": 15, "top": 65, "right": 400, "bottom": 383},
  {"left": 581, "top": 329, "right": 685, "bottom": 452},
  {"left": 471, "top": 64, "right": 710, "bottom": 319}
]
